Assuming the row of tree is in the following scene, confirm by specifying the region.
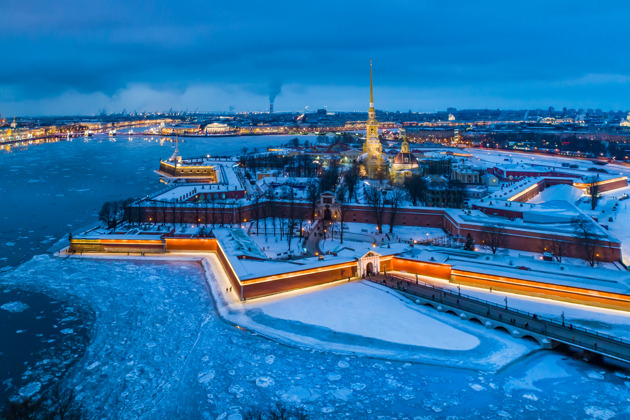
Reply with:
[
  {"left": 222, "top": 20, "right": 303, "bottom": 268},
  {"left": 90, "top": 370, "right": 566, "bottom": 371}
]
[
  {"left": 99, "top": 199, "right": 135, "bottom": 228},
  {"left": 239, "top": 153, "right": 320, "bottom": 178},
  {"left": 475, "top": 216, "right": 602, "bottom": 267},
  {"left": 403, "top": 174, "right": 466, "bottom": 208}
]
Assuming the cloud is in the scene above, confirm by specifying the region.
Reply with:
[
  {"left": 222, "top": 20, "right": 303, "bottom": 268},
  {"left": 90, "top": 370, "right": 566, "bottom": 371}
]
[
  {"left": 558, "top": 74, "right": 630, "bottom": 87},
  {"left": 2, "top": 0, "right": 630, "bottom": 115}
]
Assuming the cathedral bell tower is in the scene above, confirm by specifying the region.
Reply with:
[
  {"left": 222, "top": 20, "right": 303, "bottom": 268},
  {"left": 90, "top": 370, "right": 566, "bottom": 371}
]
[
  {"left": 363, "top": 61, "right": 381, "bottom": 156},
  {"left": 360, "top": 61, "right": 389, "bottom": 179},
  {"left": 401, "top": 136, "right": 410, "bottom": 154}
]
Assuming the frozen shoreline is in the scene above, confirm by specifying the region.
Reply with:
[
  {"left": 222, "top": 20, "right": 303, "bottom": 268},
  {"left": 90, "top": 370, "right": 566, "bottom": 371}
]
[
  {"left": 3, "top": 253, "right": 630, "bottom": 419},
  {"left": 59, "top": 251, "right": 536, "bottom": 371}
]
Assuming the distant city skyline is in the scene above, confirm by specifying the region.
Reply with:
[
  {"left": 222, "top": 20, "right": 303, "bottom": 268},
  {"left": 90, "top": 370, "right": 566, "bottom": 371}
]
[{"left": 2, "top": 0, "right": 630, "bottom": 116}]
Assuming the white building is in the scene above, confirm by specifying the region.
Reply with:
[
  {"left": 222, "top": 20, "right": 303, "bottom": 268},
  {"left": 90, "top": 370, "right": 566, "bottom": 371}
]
[{"left": 205, "top": 122, "right": 232, "bottom": 134}]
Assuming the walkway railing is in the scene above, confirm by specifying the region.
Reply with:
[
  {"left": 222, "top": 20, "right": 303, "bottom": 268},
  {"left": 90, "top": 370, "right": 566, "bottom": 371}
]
[{"left": 369, "top": 274, "right": 630, "bottom": 363}]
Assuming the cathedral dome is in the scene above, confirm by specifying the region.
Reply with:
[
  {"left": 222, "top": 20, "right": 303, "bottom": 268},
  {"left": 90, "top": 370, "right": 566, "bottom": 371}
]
[{"left": 392, "top": 152, "right": 418, "bottom": 166}]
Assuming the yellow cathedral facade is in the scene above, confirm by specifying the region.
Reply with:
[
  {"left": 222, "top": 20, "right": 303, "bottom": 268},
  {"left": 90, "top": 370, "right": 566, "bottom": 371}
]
[
  {"left": 358, "top": 62, "right": 421, "bottom": 183},
  {"left": 359, "top": 62, "right": 390, "bottom": 179}
]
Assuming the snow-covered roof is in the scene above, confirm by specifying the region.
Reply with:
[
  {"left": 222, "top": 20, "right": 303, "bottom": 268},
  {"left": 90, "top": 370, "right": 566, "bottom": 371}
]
[{"left": 402, "top": 247, "right": 630, "bottom": 294}]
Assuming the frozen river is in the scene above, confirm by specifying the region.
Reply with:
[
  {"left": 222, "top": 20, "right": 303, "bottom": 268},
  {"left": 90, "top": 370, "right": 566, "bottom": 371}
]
[
  {"left": 1, "top": 137, "right": 630, "bottom": 418},
  {"left": 3, "top": 255, "right": 630, "bottom": 419},
  {"left": 0, "top": 134, "right": 287, "bottom": 412},
  {"left": 0, "top": 134, "right": 293, "bottom": 268}
]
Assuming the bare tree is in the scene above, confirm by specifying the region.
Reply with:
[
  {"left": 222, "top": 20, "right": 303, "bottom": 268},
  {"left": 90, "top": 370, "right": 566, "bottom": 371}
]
[
  {"left": 404, "top": 174, "right": 427, "bottom": 206},
  {"left": 548, "top": 238, "right": 567, "bottom": 262},
  {"left": 336, "top": 186, "right": 350, "bottom": 244},
  {"left": 464, "top": 233, "right": 475, "bottom": 251},
  {"left": 373, "top": 164, "right": 388, "bottom": 185},
  {"left": 343, "top": 161, "right": 360, "bottom": 202},
  {"left": 481, "top": 223, "right": 507, "bottom": 254},
  {"left": 160, "top": 200, "right": 168, "bottom": 225},
  {"left": 306, "top": 180, "right": 320, "bottom": 221},
  {"left": 296, "top": 206, "right": 307, "bottom": 241},
  {"left": 387, "top": 188, "right": 406, "bottom": 234},
  {"left": 177, "top": 201, "right": 185, "bottom": 226},
  {"left": 218, "top": 201, "right": 226, "bottom": 227},
  {"left": 586, "top": 177, "right": 600, "bottom": 210},
  {"left": 447, "top": 179, "right": 466, "bottom": 208},
  {"left": 286, "top": 182, "right": 297, "bottom": 252},
  {"left": 209, "top": 194, "right": 216, "bottom": 228},
  {"left": 365, "top": 185, "right": 386, "bottom": 234},
  {"left": 571, "top": 216, "right": 599, "bottom": 267},
  {"left": 252, "top": 192, "right": 262, "bottom": 235},
  {"left": 99, "top": 201, "right": 118, "bottom": 228},
  {"left": 194, "top": 202, "right": 201, "bottom": 225},
  {"left": 264, "top": 188, "right": 277, "bottom": 236},
  {"left": 170, "top": 199, "right": 178, "bottom": 227},
  {"left": 319, "top": 160, "right": 339, "bottom": 192},
  {"left": 124, "top": 202, "right": 141, "bottom": 226}
]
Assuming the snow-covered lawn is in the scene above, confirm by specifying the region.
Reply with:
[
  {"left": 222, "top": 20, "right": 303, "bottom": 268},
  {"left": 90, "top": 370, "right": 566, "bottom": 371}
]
[
  {"left": 465, "top": 148, "right": 630, "bottom": 178},
  {"left": 248, "top": 233, "right": 304, "bottom": 258},
  {"left": 471, "top": 246, "right": 619, "bottom": 270},
  {"left": 577, "top": 186, "right": 630, "bottom": 263},
  {"left": 244, "top": 218, "right": 307, "bottom": 258},
  {"left": 343, "top": 222, "right": 446, "bottom": 242},
  {"left": 528, "top": 184, "right": 584, "bottom": 204},
  {"left": 249, "top": 281, "right": 479, "bottom": 350}
]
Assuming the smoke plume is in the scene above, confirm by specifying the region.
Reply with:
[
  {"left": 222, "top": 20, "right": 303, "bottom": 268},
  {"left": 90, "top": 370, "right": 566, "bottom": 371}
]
[{"left": 268, "top": 81, "right": 282, "bottom": 103}]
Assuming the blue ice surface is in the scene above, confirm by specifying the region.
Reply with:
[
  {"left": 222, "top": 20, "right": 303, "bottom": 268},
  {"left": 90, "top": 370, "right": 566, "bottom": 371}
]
[
  {"left": 1, "top": 255, "right": 629, "bottom": 419},
  {"left": 0, "top": 134, "right": 290, "bottom": 268}
]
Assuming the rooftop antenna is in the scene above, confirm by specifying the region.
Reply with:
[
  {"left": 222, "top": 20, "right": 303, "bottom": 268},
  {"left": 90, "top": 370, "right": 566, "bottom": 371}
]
[{"left": 369, "top": 60, "right": 374, "bottom": 108}]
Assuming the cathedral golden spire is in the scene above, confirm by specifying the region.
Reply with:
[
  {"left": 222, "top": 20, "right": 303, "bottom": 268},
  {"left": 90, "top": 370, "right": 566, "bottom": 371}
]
[{"left": 369, "top": 60, "right": 374, "bottom": 108}]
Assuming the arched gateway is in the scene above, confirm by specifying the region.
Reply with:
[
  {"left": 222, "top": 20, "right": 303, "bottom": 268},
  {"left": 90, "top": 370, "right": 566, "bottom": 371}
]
[
  {"left": 358, "top": 251, "right": 381, "bottom": 277},
  {"left": 314, "top": 191, "right": 340, "bottom": 221}
]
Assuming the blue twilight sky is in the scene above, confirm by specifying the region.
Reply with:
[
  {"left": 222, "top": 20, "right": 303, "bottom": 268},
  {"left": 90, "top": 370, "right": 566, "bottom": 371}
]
[{"left": 1, "top": 0, "right": 630, "bottom": 116}]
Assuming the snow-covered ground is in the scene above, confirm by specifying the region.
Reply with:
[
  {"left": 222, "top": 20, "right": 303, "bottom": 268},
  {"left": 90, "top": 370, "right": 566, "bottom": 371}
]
[
  {"left": 249, "top": 281, "right": 480, "bottom": 350},
  {"left": 343, "top": 222, "right": 446, "bottom": 243},
  {"left": 244, "top": 218, "right": 306, "bottom": 258},
  {"left": 465, "top": 148, "right": 630, "bottom": 179},
  {"left": 528, "top": 184, "right": 584, "bottom": 204},
  {"left": 318, "top": 238, "right": 365, "bottom": 254},
  {"left": 470, "top": 243, "right": 620, "bottom": 270},
  {"left": 248, "top": 233, "right": 304, "bottom": 258},
  {"left": 235, "top": 220, "right": 447, "bottom": 259},
  {"left": 577, "top": 186, "right": 630, "bottom": 263},
  {"left": 2, "top": 254, "right": 630, "bottom": 418}
]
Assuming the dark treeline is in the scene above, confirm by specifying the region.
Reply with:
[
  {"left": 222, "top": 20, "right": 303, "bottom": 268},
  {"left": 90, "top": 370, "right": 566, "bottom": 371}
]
[{"left": 239, "top": 154, "right": 319, "bottom": 178}]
